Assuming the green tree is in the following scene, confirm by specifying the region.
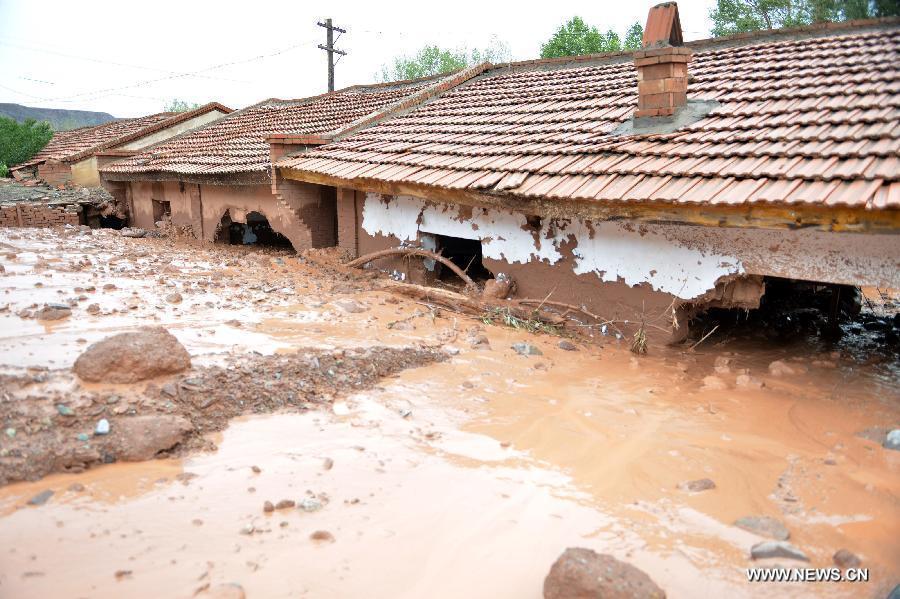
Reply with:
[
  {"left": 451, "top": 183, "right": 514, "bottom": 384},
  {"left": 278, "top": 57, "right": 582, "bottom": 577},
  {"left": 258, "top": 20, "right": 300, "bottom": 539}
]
[
  {"left": 710, "top": 0, "right": 898, "bottom": 36},
  {"left": 540, "top": 17, "right": 646, "bottom": 58},
  {"left": 0, "top": 117, "right": 53, "bottom": 174},
  {"left": 624, "top": 22, "right": 645, "bottom": 50},
  {"left": 378, "top": 38, "right": 510, "bottom": 82},
  {"left": 163, "top": 99, "right": 201, "bottom": 113}
]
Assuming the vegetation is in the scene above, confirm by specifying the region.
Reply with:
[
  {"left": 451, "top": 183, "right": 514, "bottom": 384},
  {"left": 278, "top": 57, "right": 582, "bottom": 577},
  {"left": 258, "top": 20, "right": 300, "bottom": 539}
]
[
  {"left": 710, "top": 0, "right": 899, "bottom": 36},
  {"left": 163, "top": 99, "right": 202, "bottom": 113},
  {"left": 0, "top": 103, "right": 115, "bottom": 131},
  {"left": 540, "top": 17, "right": 644, "bottom": 58},
  {"left": 378, "top": 38, "right": 510, "bottom": 82},
  {"left": 0, "top": 117, "right": 53, "bottom": 175}
]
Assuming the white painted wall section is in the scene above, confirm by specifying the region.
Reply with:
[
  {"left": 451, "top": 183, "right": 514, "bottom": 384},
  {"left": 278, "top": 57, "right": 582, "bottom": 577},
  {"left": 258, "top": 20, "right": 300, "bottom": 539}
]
[{"left": 361, "top": 193, "right": 744, "bottom": 299}]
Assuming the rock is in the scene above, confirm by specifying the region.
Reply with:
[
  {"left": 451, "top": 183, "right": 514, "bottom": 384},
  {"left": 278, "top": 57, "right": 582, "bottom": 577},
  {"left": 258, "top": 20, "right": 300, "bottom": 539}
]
[
  {"left": 274, "top": 499, "right": 295, "bottom": 510},
  {"left": 310, "top": 530, "right": 335, "bottom": 543},
  {"left": 734, "top": 516, "right": 790, "bottom": 540},
  {"left": 444, "top": 345, "right": 460, "bottom": 356},
  {"left": 558, "top": 340, "right": 577, "bottom": 351},
  {"left": 832, "top": 548, "right": 861, "bottom": 568},
  {"left": 107, "top": 415, "right": 192, "bottom": 461},
  {"left": 750, "top": 541, "right": 809, "bottom": 562},
  {"left": 736, "top": 374, "right": 764, "bottom": 389},
  {"left": 165, "top": 292, "right": 183, "bottom": 304},
  {"left": 94, "top": 419, "right": 110, "bottom": 436},
  {"left": 73, "top": 327, "right": 191, "bottom": 383},
  {"left": 161, "top": 383, "right": 178, "bottom": 398},
  {"left": 251, "top": 465, "right": 261, "bottom": 473},
  {"left": 469, "top": 334, "right": 491, "bottom": 348},
  {"left": 263, "top": 501, "right": 274, "bottom": 513},
  {"left": 35, "top": 305, "right": 71, "bottom": 321},
  {"left": 56, "top": 404, "right": 75, "bottom": 417},
  {"left": 67, "top": 483, "right": 85, "bottom": 492},
  {"left": 86, "top": 303, "right": 100, "bottom": 314},
  {"left": 333, "top": 299, "right": 367, "bottom": 313},
  {"left": 543, "top": 547, "right": 666, "bottom": 599},
  {"left": 196, "top": 583, "right": 246, "bottom": 599},
  {"left": 120, "top": 228, "right": 146, "bottom": 238},
  {"left": 701, "top": 375, "right": 727, "bottom": 390},
  {"left": 298, "top": 497, "right": 323, "bottom": 512},
  {"left": 883, "top": 429, "right": 900, "bottom": 451},
  {"left": 27, "top": 490, "right": 54, "bottom": 506},
  {"left": 512, "top": 342, "right": 543, "bottom": 356},
  {"left": 322, "top": 457, "right": 334, "bottom": 470},
  {"left": 768, "top": 360, "right": 795, "bottom": 376},
  {"left": 482, "top": 274, "right": 514, "bottom": 300},
  {"left": 239, "top": 524, "right": 255, "bottom": 535},
  {"left": 886, "top": 584, "right": 900, "bottom": 599},
  {"left": 678, "top": 478, "right": 716, "bottom": 493},
  {"left": 4, "top": 427, "right": 15, "bottom": 438}
]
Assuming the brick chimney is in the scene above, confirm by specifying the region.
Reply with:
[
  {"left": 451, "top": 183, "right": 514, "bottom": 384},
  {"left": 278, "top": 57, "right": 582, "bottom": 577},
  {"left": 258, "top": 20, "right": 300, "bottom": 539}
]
[{"left": 634, "top": 2, "right": 692, "bottom": 118}]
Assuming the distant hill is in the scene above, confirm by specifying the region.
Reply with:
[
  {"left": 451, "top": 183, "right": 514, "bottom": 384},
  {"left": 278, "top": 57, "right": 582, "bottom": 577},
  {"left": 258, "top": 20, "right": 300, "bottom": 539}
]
[{"left": 0, "top": 103, "right": 117, "bottom": 131}]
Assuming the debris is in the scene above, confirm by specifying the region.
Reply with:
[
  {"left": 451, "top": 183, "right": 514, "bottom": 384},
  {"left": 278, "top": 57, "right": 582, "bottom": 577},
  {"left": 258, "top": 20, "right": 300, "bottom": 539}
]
[
  {"left": 734, "top": 516, "right": 790, "bottom": 540},
  {"left": 310, "top": 530, "right": 335, "bottom": 543},
  {"left": 701, "top": 375, "right": 727, "bottom": 390},
  {"left": 73, "top": 327, "right": 191, "bottom": 383},
  {"left": 768, "top": 360, "right": 795, "bottom": 376},
  {"left": 543, "top": 547, "right": 665, "bottom": 599},
  {"left": 736, "top": 374, "right": 764, "bottom": 389},
  {"left": 512, "top": 342, "right": 543, "bottom": 356},
  {"left": 119, "top": 228, "right": 146, "bottom": 238},
  {"left": 832, "top": 549, "right": 861, "bottom": 568},
  {"left": 27, "top": 490, "right": 54, "bottom": 506},
  {"left": 114, "top": 569, "right": 133, "bottom": 580},
  {"left": 94, "top": 419, "right": 110, "bottom": 436},
  {"left": 558, "top": 340, "right": 577, "bottom": 351},
  {"left": 298, "top": 497, "right": 323, "bottom": 512},
  {"left": 165, "top": 292, "right": 183, "bottom": 304},
  {"left": 750, "top": 541, "right": 809, "bottom": 562},
  {"left": 482, "top": 274, "right": 515, "bottom": 299},
  {"left": 883, "top": 429, "right": 900, "bottom": 451},
  {"left": 35, "top": 305, "right": 72, "bottom": 321},
  {"left": 274, "top": 499, "right": 295, "bottom": 510},
  {"left": 263, "top": 501, "right": 274, "bottom": 513},
  {"left": 322, "top": 458, "right": 334, "bottom": 470},
  {"left": 107, "top": 415, "right": 192, "bottom": 461},
  {"left": 678, "top": 478, "right": 716, "bottom": 492}
]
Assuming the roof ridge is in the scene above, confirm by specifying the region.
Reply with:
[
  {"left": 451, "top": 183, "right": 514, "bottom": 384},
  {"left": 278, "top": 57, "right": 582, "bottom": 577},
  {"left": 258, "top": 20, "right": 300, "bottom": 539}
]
[{"left": 483, "top": 16, "right": 900, "bottom": 74}]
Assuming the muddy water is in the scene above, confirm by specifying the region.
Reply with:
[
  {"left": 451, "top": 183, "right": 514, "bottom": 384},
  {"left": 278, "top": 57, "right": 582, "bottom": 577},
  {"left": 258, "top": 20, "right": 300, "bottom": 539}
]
[{"left": 0, "top": 228, "right": 899, "bottom": 598}]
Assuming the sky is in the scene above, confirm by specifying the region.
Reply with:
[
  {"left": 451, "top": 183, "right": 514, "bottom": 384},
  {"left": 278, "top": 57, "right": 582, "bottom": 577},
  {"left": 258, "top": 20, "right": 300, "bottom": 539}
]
[{"left": 0, "top": 0, "right": 716, "bottom": 118}]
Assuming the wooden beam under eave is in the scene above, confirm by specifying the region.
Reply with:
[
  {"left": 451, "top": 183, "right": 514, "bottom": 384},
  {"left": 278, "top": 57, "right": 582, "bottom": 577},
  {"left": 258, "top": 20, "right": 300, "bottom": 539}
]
[{"left": 279, "top": 167, "right": 900, "bottom": 234}]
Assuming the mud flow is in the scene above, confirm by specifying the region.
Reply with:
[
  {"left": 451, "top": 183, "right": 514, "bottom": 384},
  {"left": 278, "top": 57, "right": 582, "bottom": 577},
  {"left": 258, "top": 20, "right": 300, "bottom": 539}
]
[{"left": 0, "top": 227, "right": 897, "bottom": 599}]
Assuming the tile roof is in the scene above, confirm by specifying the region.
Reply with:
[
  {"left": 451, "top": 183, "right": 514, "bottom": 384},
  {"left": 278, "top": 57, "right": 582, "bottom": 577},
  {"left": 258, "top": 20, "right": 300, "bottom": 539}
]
[
  {"left": 278, "top": 22, "right": 900, "bottom": 211},
  {"left": 11, "top": 103, "right": 232, "bottom": 171},
  {"left": 99, "top": 73, "right": 468, "bottom": 177}
]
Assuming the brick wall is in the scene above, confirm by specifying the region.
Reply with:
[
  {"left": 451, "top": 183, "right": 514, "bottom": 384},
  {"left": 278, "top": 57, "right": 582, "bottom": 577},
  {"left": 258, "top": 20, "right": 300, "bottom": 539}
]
[
  {"left": 37, "top": 160, "right": 73, "bottom": 187},
  {"left": 271, "top": 174, "right": 336, "bottom": 249},
  {"left": 0, "top": 203, "right": 81, "bottom": 227}
]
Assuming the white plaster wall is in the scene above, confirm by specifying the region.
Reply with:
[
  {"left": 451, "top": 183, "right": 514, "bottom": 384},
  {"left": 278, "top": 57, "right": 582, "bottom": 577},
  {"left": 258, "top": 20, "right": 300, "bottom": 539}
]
[
  {"left": 360, "top": 193, "right": 900, "bottom": 300},
  {"left": 116, "top": 110, "right": 228, "bottom": 151}
]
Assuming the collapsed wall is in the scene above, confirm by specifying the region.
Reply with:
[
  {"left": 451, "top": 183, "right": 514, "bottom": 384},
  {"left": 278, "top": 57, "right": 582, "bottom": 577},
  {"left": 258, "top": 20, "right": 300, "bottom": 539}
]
[
  {"left": 340, "top": 191, "right": 900, "bottom": 341},
  {"left": 0, "top": 203, "right": 80, "bottom": 227}
]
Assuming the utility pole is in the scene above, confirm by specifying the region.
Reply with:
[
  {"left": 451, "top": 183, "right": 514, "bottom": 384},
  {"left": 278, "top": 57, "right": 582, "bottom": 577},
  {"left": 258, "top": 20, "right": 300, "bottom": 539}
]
[{"left": 317, "top": 18, "right": 347, "bottom": 92}]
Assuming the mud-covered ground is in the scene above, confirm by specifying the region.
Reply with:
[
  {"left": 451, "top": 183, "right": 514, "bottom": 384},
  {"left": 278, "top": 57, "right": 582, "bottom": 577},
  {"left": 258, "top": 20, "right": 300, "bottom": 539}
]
[{"left": 0, "top": 226, "right": 898, "bottom": 599}]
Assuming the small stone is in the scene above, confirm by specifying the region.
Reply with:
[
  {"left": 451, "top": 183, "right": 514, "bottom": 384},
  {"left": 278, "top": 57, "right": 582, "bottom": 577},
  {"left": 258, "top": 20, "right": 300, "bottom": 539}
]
[
  {"left": 734, "top": 516, "right": 790, "bottom": 541},
  {"left": 76, "top": 433, "right": 90, "bottom": 442},
  {"left": 558, "top": 340, "right": 577, "bottom": 351},
  {"left": 56, "top": 404, "right": 75, "bottom": 417},
  {"left": 832, "top": 549, "right": 861, "bottom": 568},
  {"left": 511, "top": 342, "right": 542, "bottom": 356},
  {"left": 165, "top": 292, "right": 183, "bottom": 304},
  {"left": 68, "top": 483, "right": 85, "bottom": 492},
  {"left": 160, "top": 383, "right": 178, "bottom": 398},
  {"left": 736, "top": 374, "right": 764, "bottom": 389},
  {"left": 678, "top": 478, "right": 716, "bottom": 492},
  {"left": 239, "top": 524, "right": 255, "bottom": 535},
  {"left": 310, "top": 530, "right": 335, "bottom": 543},
  {"left": 4, "top": 427, "right": 15, "bottom": 438},
  {"left": 322, "top": 458, "right": 334, "bottom": 470},
  {"left": 114, "top": 569, "right": 133, "bottom": 580},
  {"left": 701, "top": 375, "right": 727, "bottom": 390},
  {"left": 444, "top": 345, "right": 460, "bottom": 356},
  {"left": 751, "top": 541, "right": 809, "bottom": 562},
  {"left": 251, "top": 465, "right": 261, "bottom": 473},
  {"left": 275, "top": 499, "right": 295, "bottom": 510},
  {"left": 86, "top": 303, "right": 100, "bottom": 314},
  {"left": 263, "top": 501, "right": 274, "bottom": 513},
  {"left": 35, "top": 305, "right": 71, "bottom": 321},
  {"left": 768, "top": 360, "right": 795, "bottom": 376},
  {"left": 333, "top": 299, "right": 367, "bottom": 313},
  {"left": 27, "top": 490, "right": 54, "bottom": 506},
  {"left": 298, "top": 497, "right": 323, "bottom": 512},
  {"left": 95, "top": 419, "right": 110, "bottom": 436},
  {"left": 883, "top": 429, "right": 900, "bottom": 451},
  {"left": 469, "top": 334, "right": 490, "bottom": 348}
]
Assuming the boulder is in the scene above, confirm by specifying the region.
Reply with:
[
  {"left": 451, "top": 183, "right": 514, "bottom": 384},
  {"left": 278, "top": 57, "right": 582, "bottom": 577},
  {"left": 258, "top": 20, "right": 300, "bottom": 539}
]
[
  {"left": 750, "top": 541, "right": 809, "bottom": 562},
  {"left": 108, "top": 415, "right": 192, "bottom": 461},
  {"left": 73, "top": 327, "right": 191, "bottom": 383},
  {"left": 543, "top": 547, "right": 665, "bottom": 599},
  {"left": 734, "top": 516, "right": 790, "bottom": 540}
]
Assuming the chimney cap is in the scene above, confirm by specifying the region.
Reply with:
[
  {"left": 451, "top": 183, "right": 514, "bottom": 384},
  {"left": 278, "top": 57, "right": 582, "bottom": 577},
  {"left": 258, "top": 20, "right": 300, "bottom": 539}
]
[{"left": 642, "top": 2, "right": 684, "bottom": 48}]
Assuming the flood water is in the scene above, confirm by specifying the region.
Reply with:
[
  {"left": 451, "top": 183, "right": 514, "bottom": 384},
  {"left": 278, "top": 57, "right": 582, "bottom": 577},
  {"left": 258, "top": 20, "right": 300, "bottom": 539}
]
[{"left": 0, "top": 227, "right": 898, "bottom": 598}]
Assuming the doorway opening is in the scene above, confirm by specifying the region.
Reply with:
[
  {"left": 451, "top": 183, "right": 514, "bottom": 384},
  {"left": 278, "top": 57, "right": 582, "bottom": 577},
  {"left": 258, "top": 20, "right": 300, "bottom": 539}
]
[{"left": 215, "top": 210, "right": 294, "bottom": 250}]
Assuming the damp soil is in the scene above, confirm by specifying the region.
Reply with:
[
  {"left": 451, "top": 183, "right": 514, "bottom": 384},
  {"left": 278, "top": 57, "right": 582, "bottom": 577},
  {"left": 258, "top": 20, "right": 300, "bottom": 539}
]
[{"left": 0, "top": 226, "right": 898, "bottom": 599}]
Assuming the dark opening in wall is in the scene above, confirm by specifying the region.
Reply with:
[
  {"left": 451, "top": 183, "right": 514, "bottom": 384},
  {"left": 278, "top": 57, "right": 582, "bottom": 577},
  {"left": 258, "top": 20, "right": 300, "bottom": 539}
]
[
  {"left": 215, "top": 210, "right": 294, "bottom": 251},
  {"left": 82, "top": 205, "right": 125, "bottom": 229},
  {"left": 434, "top": 234, "right": 493, "bottom": 282},
  {"left": 152, "top": 199, "right": 171, "bottom": 224}
]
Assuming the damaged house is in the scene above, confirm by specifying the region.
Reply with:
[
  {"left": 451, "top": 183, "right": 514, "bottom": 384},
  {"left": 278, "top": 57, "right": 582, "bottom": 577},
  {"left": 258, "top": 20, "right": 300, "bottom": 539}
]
[
  {"left": 274, "top": 5, "right": 900, "bottom": 342},
  {"left": 10, "top": 103, "right": 231, "bottom": 188},
  {"left": 98, "top": 75, "right": 470, "bottom": 250}
]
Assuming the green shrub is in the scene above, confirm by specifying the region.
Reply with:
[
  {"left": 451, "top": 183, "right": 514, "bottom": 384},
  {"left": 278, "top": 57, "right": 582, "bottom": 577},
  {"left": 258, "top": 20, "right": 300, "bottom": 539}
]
[
  {"left": 0, "top": 117, "right": 54, "bottom": 169},
  {"left": 0, "top": 162, "right": 8, "bottom": 178}
]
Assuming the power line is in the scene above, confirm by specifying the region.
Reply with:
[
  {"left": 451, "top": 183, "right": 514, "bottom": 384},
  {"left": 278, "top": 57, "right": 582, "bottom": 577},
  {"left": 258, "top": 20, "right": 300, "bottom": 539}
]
[{"left": 317, "top": 18, "right": 347, "bottom": 92}]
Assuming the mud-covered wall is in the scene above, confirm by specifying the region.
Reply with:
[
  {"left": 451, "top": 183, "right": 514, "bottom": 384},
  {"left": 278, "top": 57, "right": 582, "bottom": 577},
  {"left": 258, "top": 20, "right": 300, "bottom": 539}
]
[
  {"left": 70, "top": 157, "right": 100, "bottom": 187},
  {"left": 37, "top": 160, "right": 72, "bottom": 188}
]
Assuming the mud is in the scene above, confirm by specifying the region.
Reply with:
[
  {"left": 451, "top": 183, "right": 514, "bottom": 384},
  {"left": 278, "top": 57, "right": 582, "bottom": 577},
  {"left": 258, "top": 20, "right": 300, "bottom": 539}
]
[{"left": 0, "top": 226, "right": 898, "bottom": 598}]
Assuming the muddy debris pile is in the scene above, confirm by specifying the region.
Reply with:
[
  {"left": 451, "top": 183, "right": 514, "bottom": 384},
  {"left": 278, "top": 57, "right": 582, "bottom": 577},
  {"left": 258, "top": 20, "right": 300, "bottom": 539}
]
[
  {"left": 73, "top": 326, "right": 192, "bottom": 383},
  {"left": 0, "top": 345, "right": 447, "bottom": 485}
]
